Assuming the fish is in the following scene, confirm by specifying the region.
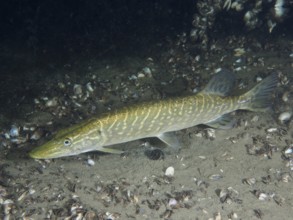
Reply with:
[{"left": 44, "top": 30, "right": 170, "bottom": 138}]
[{"left": 29, "top": 69, "right": 278, "bottom": 159}]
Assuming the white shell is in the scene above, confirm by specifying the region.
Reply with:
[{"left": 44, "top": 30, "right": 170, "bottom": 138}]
[
  {"left": 87, "top": 159, "right": 95, "bottom": 166},
  {"left": 73, "top": 84, "right": 83, "bottom": 95},
  {"left": 282, "top": 92, "right": 289, "bottom": 102},
  {"left": 137, "top": 73, "right": 145, "bottom": 78},
  {"left": 215, "top": 68, "right": 222, "bottom": 73},
  {"left": 274, "top": 0, "right": 285, "bottom": 18},
  {"left": 209, "top": 174, "right": 223, "bottom": 181},
  {"left": 258, "top": 193, "right": 268, "bottom": 201},
  {"left": 86, "top": 82, "right": 94, "bottom": 92},
  {"left": 142, "top": 67, "right": 152, "bottom": 75},
  {"left": 165, "top": 166, "right": 174, "bottom": 177},
  {"left": 168, "top": 198, "right": 177, "bottom": 207},
  {"left": 242, "top": 177, "right": 256, "bottom": 185},
  {"left": 45, "top": 97, "right": 58, "bottom": 107},
  {"left": 30, "top": 130, "right": 42, "bottom": 140},
  {"left": 34, "top": 98, "right": 40, "bottom": 104},
  {"left": 285, "top": 147, "right": 293, "bottom": 154},
  {"left": 251, "top": 115, "right": 259, "bottom": 122},
  {"left": 256, "top": 76, "right": 263, "bottom": 82},
  {"left": 58, "top": 82, "right": 65, "bottom": 89},
  {"left": 278, "top": 112, "right": 292, "bottom": 123},
  {"left": 206, "top": 128, "right": 216, "bottom": 139},
  {"left": 29, "top": 189, "right": 36, "bottom": 195},
  {"left": 129, "top": 75, "right": 137, "bottom": 80},
  {"left": 231, "top": 2, "right": 243, "bottom": 11},
  {"left": 3, "top": 199, "right": 14, "bottom": 205},
  {"left": 266, "top": 128, "right": 278, "bottom": 133},
  {"left": 9, "top": 125, "right": 19, "bottom": 137},
  {"left": 244, "top": 11, "right": 252, "bottom": 21},
  {"left": 214, "top": 212, "right": 222, "bottom": 220}
]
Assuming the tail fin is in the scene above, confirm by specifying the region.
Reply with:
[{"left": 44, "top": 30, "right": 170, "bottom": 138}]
[{"left": 240, "top": 73, "right": 278, "bottom": 112}]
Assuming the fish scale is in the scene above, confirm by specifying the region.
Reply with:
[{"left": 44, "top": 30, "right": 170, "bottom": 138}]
[{"left": 29, "top": 70, "right": 278, "bottom": 159}]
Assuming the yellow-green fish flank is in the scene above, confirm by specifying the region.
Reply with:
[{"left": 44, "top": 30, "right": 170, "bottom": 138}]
[{"left": 29, "top": 70, "right": 278, "bottom": 159}]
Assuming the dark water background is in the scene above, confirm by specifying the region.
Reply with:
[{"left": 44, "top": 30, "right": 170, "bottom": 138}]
[{"left": 0, "top": 0, "right": 292, "bottom": 117}]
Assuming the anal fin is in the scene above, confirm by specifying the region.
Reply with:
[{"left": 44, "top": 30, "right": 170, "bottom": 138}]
[
  {"left": 205, "top": 113, "right": 236, "bottom": 129},
  {"left": 157, "top": 132, "right": 180, "bottom": 151}
]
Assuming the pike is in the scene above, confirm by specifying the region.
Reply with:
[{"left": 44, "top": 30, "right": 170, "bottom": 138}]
[{"left": 29, "top": 70, "right": 278, "bottom": 159}]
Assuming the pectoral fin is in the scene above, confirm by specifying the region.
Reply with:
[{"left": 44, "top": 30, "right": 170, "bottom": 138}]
[
  {"left": 99, "top": 147, "right": 124, "bottom": 154},
  {"left": 157, "top": 132, "right": 180, "bottom": 150},
  {"left": 205, "top": 113, "right": 236, "bottom": 129}
]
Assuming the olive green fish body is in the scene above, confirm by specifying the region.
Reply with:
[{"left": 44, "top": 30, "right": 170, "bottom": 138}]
[
  {"left": 29, "top": 70, "right": 278, "bottom": 159},
  {"left": 99, "top": 95, "right": 235, "bottom": 142}
]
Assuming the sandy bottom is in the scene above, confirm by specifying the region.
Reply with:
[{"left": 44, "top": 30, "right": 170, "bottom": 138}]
[
  {"left": 3, "top": 113, "right": 293, "bottom": 220},
  {"left": 1, "top": 35, "right": 293, "bottom": 220}
]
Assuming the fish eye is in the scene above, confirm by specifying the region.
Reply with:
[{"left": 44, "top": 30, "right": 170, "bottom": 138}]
[{"left": 64, "top": 138, "right": 72, "bottom": 146}]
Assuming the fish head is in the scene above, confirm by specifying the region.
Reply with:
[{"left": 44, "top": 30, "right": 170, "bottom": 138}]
[{"left": 29, "top": 123, "right": 105, "bottom": 159}]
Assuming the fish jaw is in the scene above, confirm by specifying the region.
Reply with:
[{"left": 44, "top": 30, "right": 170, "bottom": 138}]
[
  {"left": 29, "top": 137, "right": 92, "bottom": 159},
  {"left": 29, "top": 119, "right": 107, "bottom": 159},
  {"left": 29, "top": 134, "right": 106, "bottom": 159},
  {"left": 29, "top": 140, "right": 71, "bottom": 159}
]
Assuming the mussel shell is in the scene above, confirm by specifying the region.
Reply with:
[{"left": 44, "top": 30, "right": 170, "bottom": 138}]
[{"left": 144, "top": 149, "right": 165, "bottom": 160}]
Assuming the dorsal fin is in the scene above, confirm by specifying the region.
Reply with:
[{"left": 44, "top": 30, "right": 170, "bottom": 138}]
[{"left": 202, "top": 69, "right": 236, "bottom": 96}]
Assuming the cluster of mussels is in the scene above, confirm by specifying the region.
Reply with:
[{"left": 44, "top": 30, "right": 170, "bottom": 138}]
[{"left": 190, "top": 0, "right": 291, "bottom": 48}]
